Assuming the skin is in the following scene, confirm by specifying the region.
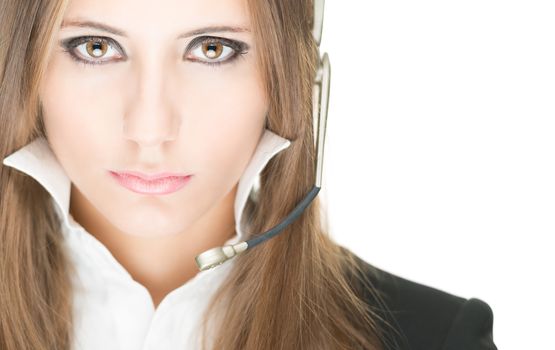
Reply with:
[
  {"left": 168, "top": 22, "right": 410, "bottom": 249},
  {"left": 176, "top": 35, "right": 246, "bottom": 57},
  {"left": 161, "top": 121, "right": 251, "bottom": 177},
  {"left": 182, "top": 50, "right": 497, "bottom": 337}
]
[{"left": 39, "top": 0, "right": 266, "bottom": 308}]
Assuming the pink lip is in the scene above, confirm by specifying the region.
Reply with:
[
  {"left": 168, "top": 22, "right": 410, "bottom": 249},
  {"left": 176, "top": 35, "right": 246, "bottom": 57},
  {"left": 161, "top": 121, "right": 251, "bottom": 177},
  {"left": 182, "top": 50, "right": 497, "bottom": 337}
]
[{"left": 109, "top": 170, "right": 192, "bottom": 195}]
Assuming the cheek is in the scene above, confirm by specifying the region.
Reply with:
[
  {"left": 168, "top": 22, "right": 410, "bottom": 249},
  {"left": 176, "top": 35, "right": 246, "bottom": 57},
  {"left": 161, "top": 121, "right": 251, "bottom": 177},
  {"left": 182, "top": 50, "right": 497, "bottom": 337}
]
[
  {"left": 39, "top": 57, "right": 118, "bottom": 175},
  {"left": 45, "top": 62, "right": 121, "bottom": 132},
  {"left": 178, "top": 63, "right": 268, "bottom": 178}
]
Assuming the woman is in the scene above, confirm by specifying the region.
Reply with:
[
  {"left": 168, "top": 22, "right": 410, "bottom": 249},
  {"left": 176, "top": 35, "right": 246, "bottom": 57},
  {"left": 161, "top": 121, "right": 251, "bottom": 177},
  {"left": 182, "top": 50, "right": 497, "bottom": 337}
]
[{"left": 0, "top": 0, "right": 497, "bottom": 349}]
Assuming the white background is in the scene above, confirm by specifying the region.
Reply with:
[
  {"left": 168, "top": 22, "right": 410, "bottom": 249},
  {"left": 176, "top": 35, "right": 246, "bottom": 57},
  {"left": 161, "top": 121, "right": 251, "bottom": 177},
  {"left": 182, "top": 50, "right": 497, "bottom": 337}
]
[{"left": 318, "top": 1, "right": 554, "bottom": 349}]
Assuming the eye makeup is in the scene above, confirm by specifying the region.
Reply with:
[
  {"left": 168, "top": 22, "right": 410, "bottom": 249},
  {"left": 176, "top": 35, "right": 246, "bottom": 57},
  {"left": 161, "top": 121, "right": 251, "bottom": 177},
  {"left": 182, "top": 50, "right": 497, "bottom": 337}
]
[
  {"left": 59, "top": 35, "right": 250, "bottom": 68},
  {"left": 184, "top": 36, "right": 249, "bottom": 66}
]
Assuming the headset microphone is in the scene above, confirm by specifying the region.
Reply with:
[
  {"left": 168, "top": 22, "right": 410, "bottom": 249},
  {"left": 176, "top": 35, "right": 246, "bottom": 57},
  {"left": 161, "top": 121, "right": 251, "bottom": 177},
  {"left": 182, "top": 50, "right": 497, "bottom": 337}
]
[{"left": 195, "top": 0, "right": 330, "bottom": 271}]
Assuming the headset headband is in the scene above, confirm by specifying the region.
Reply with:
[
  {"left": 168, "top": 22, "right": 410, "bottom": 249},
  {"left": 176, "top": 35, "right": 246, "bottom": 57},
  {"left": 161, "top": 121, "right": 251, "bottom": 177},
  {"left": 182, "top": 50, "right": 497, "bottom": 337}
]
[{"left": 312, "top": 0, "right": 325, "bottom": 46}]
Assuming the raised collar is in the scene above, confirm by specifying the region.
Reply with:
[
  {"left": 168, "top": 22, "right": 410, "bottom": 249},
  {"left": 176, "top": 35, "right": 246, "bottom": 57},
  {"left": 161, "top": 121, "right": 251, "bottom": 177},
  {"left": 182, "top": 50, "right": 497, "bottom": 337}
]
[{"left": 2, "top": 128, "right": 291, "bottom": 246}]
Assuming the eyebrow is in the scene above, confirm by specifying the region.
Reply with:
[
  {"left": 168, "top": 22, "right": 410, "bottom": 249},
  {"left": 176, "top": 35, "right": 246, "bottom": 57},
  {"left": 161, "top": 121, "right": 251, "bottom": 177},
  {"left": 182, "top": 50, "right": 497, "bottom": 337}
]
[{"left": 60, "top": 19, "right": 250, "bottom": 39}]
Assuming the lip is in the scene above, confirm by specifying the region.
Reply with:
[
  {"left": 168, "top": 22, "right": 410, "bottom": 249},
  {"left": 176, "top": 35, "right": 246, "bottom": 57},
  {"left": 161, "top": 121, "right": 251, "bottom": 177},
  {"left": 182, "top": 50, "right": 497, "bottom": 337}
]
[
  {"left": 109, "top": 170, "right": 192, "bottom": 195},
  {"left": 114, "top": 170, "right": 190, "bottom": 181}
]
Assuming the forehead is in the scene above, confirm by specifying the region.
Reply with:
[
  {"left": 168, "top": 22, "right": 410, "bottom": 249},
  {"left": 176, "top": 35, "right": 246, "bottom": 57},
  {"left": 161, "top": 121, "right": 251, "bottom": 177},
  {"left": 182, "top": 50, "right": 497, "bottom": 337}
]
[{"left": 62, "top": 0, "right": 251, "bottom": 39}]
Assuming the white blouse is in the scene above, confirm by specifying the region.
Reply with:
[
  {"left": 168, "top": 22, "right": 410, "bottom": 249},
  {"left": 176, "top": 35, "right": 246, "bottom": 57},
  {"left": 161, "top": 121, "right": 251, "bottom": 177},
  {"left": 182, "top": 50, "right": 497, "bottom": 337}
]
[{"left": 2, "top": 128, "right": 291, "bottom": 350}]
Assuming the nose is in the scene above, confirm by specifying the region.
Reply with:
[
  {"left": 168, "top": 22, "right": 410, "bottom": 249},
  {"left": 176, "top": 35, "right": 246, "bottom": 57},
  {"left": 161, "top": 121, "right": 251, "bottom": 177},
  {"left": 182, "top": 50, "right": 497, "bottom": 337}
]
[{"left": 123, "top": 61, "right": 180, "bottom": 147}]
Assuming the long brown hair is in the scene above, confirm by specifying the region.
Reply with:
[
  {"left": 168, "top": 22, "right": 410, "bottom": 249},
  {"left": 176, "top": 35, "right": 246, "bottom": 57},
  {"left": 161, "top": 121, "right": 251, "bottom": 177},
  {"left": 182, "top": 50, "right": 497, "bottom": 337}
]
[{"left": 0, "top": 0, "right": 399, "bottom": 349}]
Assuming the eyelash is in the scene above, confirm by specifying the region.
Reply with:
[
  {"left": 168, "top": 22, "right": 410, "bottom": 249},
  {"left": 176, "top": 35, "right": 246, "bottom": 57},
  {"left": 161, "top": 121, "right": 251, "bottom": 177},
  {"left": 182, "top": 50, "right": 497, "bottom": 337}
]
[{"left": 59, "top": 35, "right": 249, "bottom": 68}]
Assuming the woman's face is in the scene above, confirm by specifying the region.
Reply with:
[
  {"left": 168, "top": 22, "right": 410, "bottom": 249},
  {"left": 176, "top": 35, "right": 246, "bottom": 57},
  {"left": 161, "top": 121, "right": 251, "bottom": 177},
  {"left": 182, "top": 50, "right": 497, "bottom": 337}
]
[{"left": 39, "top": 0, "right": 266, "bottom": 237}]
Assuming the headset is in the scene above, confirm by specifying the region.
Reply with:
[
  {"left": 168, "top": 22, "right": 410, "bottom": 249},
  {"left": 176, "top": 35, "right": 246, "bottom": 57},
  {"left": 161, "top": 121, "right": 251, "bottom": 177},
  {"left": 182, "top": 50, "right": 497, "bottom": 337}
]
[{"left": 195, "top": 0, "right": 330, "bottom": 271}]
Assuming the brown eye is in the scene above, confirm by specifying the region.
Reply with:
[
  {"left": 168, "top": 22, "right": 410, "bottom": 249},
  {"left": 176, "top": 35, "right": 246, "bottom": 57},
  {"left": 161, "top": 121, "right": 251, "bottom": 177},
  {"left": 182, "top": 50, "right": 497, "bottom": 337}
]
[
  {"left": 187, "top": 38, "right": 236, "bottom": 64},
  {"left": 61, "top": 36, "right": 124, "bottom": 65},
  {"left": 85, "top": 39, "right": 109, "bottom": 58},
  {"left": 202, "top": 41, "right": 223, "bottom": 59}
]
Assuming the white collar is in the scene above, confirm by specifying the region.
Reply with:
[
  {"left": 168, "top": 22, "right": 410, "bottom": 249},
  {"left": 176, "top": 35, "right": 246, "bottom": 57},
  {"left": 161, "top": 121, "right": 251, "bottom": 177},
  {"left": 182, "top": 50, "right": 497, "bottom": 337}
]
[{"left": 2, "top": 128, "right": 291, "bottom": 246}]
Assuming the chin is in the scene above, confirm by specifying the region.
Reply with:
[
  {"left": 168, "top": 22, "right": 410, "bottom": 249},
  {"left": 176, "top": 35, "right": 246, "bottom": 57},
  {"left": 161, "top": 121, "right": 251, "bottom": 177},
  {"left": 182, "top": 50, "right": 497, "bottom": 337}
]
[{"left": 107, "top": 209, "right": 190, "bottom": 238}]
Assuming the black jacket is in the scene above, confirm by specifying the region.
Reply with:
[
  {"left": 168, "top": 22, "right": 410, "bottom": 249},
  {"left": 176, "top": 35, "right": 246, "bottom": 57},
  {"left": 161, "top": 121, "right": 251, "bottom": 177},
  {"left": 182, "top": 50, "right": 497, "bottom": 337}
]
[{"left": 342, "top": 246, "right": 497, "bottom": 350}]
